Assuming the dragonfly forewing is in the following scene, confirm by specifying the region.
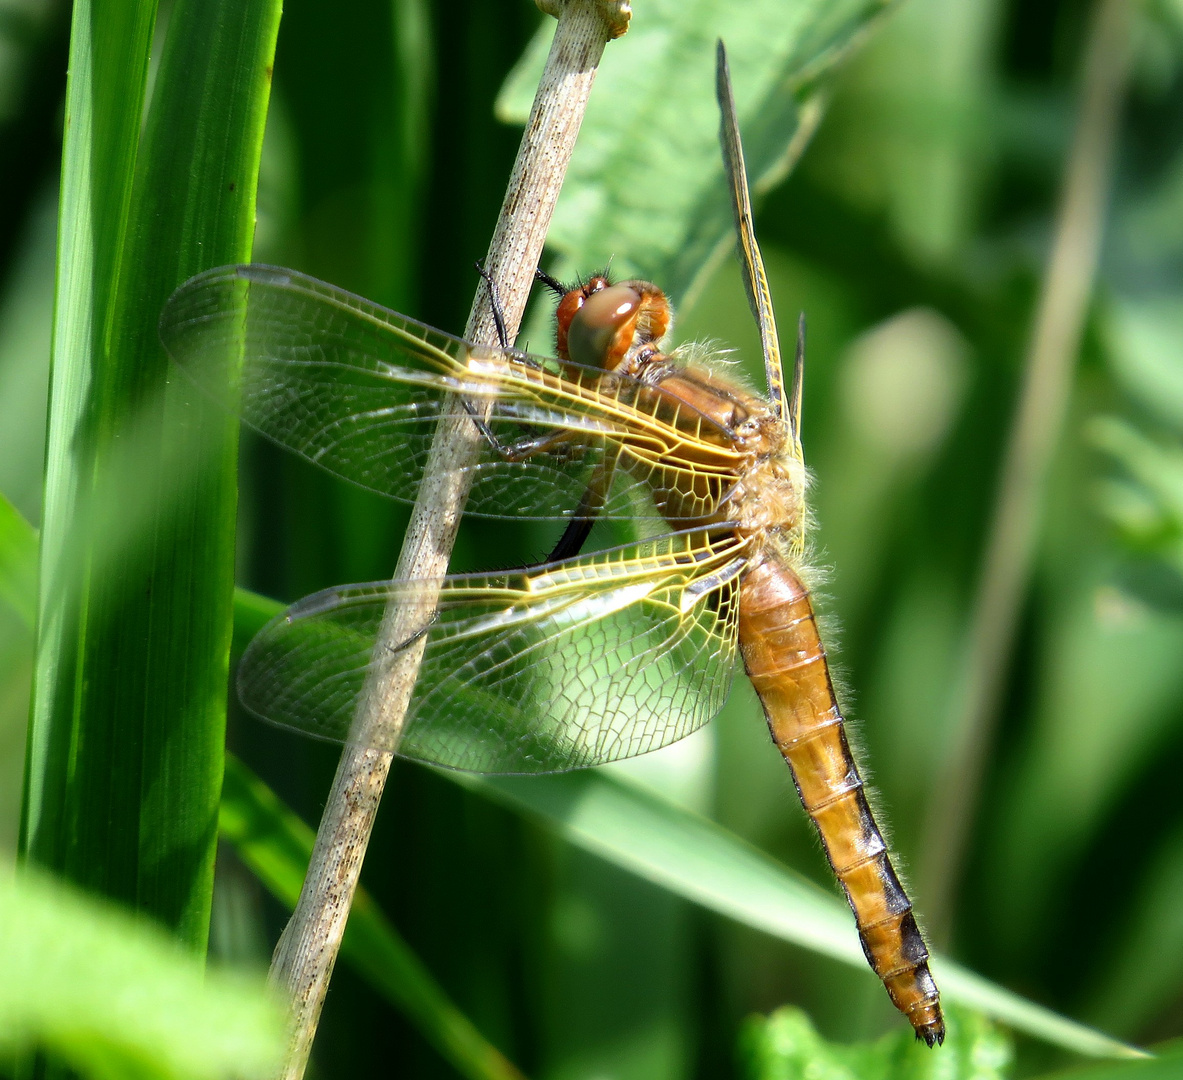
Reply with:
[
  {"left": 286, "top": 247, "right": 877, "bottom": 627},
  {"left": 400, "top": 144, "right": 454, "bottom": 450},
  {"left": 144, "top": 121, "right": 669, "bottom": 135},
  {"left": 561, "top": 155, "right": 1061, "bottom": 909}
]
[
  {"left": 160, "top": 264, "right": 745, "bottom": 526},
  {"left": 238, "top": 529, "right": 746, "bottom": 772}
]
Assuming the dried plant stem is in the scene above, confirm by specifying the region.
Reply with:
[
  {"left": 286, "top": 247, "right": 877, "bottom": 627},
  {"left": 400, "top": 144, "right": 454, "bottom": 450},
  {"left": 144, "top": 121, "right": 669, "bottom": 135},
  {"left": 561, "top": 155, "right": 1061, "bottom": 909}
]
[
  {"left": 919, "top": 0, "right": 1132, "bottom": 940},
  {"left": 267, "top": 4, "right": 629, "bottom": 1076}
]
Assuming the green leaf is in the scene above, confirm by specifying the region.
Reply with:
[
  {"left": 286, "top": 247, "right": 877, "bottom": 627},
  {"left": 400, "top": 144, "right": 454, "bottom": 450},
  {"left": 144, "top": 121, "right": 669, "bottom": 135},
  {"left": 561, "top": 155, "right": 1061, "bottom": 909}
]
[
  {"left": 452, "top": 770, "right": 1144, "bottom": 1060},
  {"left": 22, "top": 0, "right": 282, "bottom": 947},
  {"left": 219, "top": 756, "right": 526, "bottom": 1080},
  {"left": 0, "top": 864, "right": 285, "bottom": 1079},
  {"left": 499, "top": 0, "right": 892, "bottom": 308},
  {"left": 1028, "top": 1049, "right": 1183, "bottom": 1080},
  {"left": 231, "top": 588, "right": 284, "bottom": 663},
  {"left": 738, "top": 1004, "right": 1011, "bottom": 1080},
  {"left": 1103, "top": 298, "right": 1183, "bottom": 436},
  {"left": 0, "top": 491, "right": 37, "bottom": 628}
]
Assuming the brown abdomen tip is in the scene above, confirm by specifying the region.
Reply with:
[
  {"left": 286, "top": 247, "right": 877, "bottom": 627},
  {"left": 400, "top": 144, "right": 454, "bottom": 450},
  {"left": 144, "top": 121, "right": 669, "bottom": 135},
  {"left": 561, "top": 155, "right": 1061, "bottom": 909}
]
[{"left": 913, "top": 1013, "right": 946, "bottom": 1048}]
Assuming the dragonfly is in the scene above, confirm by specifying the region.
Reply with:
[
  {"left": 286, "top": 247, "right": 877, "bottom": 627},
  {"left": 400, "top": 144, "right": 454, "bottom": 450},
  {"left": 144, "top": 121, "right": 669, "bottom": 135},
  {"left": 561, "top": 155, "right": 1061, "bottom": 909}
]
[{"left": 160, "top": 43, "right": 943, "bottom": 1046}]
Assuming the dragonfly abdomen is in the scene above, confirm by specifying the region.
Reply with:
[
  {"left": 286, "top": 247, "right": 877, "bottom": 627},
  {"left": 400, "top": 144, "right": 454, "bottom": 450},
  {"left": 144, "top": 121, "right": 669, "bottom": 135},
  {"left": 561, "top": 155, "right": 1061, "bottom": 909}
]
[{"left": 738, "top": 556, "right": 944, "bottom": 1047}]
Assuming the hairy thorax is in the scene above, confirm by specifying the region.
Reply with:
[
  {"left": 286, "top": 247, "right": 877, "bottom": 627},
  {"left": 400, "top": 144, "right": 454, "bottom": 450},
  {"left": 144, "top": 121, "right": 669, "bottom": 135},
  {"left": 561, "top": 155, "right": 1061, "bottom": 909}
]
[
  {"left": 725, "top": 447, "right": 804, "bottom": 541},
  {"left": 665, "top": 366, "right": 805, "bottom": 545}
]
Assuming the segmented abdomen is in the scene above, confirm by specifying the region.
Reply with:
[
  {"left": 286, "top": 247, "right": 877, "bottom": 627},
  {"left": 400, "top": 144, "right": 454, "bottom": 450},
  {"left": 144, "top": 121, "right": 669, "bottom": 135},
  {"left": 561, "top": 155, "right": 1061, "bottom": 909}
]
[{"left": 738, "top": 555, "right": 944, "bottom": 1047}]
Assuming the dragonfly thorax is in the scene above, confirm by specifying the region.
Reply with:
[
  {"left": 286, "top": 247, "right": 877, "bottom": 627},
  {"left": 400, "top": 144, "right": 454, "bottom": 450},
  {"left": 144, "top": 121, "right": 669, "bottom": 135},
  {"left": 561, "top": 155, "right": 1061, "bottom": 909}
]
[{"left": 724, "top": 441, "right": 805, "bottom": 544}]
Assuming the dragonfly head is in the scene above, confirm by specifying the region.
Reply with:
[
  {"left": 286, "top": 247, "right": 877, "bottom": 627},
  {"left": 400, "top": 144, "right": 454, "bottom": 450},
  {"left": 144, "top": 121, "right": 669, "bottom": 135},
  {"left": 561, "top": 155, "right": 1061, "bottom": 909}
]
[{"left": 553, "top": 276, "right": 672, "bottom": 375}]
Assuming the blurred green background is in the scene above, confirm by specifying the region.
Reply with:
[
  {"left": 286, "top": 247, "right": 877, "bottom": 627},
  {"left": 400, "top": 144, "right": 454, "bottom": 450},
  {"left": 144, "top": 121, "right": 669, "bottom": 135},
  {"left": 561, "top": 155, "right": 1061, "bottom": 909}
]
[{"left": 3, "top": 0, "right": 1183, "bottom": 1077}]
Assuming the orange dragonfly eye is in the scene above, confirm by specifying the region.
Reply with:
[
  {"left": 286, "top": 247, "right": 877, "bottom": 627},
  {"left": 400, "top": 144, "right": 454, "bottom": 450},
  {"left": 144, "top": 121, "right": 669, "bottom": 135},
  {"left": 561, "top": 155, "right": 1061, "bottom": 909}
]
[
  {"left": 553, "top": 276, "right": 608, "bottom": 365},
  {"left": 558, "top": 280, "right": 673, "bottom": 373},
  {"left": 566, "top": 283, "right": 643, "bottom": 370}
]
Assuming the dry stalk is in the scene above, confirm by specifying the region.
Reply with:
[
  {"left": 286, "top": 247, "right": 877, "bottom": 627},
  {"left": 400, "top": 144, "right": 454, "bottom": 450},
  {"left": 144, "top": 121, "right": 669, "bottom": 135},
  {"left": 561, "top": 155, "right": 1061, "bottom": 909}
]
[{"left": 267, "top": 3, "right": 630, "bottom": 1076}]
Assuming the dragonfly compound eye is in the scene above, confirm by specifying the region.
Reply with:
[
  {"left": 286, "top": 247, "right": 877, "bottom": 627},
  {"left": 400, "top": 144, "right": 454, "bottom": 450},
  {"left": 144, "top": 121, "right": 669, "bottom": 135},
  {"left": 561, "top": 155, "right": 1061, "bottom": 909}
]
[{"left": 565, "top": 283, "right": 643, "bottom": 371}]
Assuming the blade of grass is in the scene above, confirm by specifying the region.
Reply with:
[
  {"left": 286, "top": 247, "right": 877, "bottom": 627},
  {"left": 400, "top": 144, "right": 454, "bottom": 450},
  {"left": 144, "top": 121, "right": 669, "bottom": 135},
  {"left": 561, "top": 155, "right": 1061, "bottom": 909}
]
[
  {"left": 0, "top": 494, "right": 36, "bottom": 628},
  {"left": 21, "top": 0, "right": 282, "bottom": 948},
  {"left": 1028, "top": 1050, "right": 1183, "bottom": 1080},
  {"left": 232, "top": 587, "right": 285, "bottom": 663},
  {"left": 453, "top": 769, "right": 1146, "bottom": 1061},
  {"left": 0, "top": 496, "right": 278, "bottom": 659},
  {"left": 20, "top": 0, "right": 159, "bottom": 919}
]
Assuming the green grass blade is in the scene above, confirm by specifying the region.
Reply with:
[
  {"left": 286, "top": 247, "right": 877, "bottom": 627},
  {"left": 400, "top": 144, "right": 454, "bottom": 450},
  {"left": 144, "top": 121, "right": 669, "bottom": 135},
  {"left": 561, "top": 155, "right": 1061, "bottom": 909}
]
[
  {"left": 0, "top": 864, "right": 285, "bottom": 1079},
  {"left": 1028, "top": 1050, "right": 1183, "bottom": 1080},
  {"left": 22, "top": 0, "right": 282, "bottom": 948},
  {"left": 0, "top": 493, "right": 36, "bottom": 627},
  {"left": 454, "top": 770, "right": 1145, "bottom": 1061},
  {"left": 219, "top": 756, "right": 527, "bottom": 1080},
  {"left": 0, "top": 499, "right": 279, "bottom": 663},
  {"left": 231, "top": 588, "right": 283, "bottom": 663},
  {"left": 19, "top": 0, "right": 159, "bottom": 917}
]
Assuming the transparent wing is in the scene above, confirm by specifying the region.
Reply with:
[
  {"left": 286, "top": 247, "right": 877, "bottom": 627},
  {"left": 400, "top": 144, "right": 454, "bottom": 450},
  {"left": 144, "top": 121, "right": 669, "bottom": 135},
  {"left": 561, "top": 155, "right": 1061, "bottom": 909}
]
[
  {"left": 160, "top": 264, "right": 745, "bottom": 522},
  {"left": 237, "top": 530, "right": 747, "bottom": 773},
  {"left": 717, "top": 43, "right": 805, "bottom": 558},
  {"left": 716, "top": 45, "right": 786, "bottom": 428}
]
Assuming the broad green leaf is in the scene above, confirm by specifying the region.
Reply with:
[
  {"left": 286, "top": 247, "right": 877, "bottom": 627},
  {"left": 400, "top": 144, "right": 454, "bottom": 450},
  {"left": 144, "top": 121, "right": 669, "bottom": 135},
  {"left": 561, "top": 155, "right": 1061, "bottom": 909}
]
[
  {"left": 738, "top": 1004, "right": 1010, "bottom": 1080},
  {"left": 0, "top": 500, "right": 275, "bottom": 653},
  {"left": 499, "top": 0, "right": 892, "bottom": 308},
  {"left": 453, "top": 770, "right": 1144, "bottom": 1061},
  {"left": 219, "top": 756, "right": 526, "bottom": 1080},
  {"left": 22, "top": 0, "right": 282, "bottom": 948},
  {"left": 0, "top": 864, "right": 284, "bottom": 1079}
]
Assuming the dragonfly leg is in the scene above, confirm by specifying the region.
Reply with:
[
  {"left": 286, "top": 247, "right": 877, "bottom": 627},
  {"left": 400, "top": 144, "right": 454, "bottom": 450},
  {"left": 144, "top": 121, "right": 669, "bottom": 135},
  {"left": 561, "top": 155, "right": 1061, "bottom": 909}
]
[
  {"left": 544, "top": 454, "right": 620, "bottom": 563},
  {"left": 546, "top": 516, "right": 595, "bottom": 563},
  {"left": 381, "top": 615, "right": 434, "bottom": 657},
  {"left": 460, "top": 403, "right": 576, "bottom": 464},
  {"left": 474, "top": 261, "right": 510, "bottom": 350}
]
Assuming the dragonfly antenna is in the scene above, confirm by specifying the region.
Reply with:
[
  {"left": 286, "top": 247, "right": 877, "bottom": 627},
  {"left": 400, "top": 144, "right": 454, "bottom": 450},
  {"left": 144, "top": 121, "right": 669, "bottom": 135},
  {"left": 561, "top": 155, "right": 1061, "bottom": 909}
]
[{"left": 475, "top": 261, "right": 510, "bottom": 350}]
